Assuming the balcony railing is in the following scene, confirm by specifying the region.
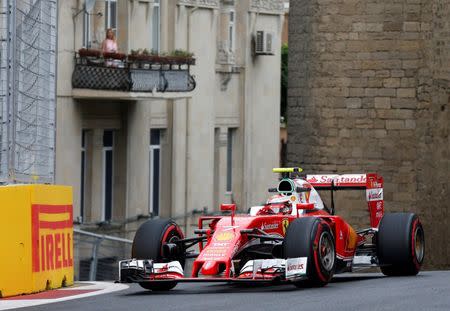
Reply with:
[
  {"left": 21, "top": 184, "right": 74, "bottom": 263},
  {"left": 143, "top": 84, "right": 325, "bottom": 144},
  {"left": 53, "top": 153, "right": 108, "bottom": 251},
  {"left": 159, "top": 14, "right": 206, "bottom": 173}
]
[{"left": 72, "top": 52, "right": 196, "bottom": 93}]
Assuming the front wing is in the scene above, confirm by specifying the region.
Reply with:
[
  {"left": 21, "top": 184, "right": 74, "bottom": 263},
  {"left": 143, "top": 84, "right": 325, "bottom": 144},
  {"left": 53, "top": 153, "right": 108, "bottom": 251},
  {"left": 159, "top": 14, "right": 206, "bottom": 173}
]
[{"left": 118, "top": 258, "right": 308, "bottom": 284}]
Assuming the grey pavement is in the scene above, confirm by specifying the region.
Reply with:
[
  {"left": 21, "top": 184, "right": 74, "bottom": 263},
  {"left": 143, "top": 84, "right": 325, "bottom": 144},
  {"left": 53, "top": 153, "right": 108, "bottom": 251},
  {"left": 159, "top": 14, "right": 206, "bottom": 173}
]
[{"left": 19, "top": 271, "right": 450, "bottom": 311}]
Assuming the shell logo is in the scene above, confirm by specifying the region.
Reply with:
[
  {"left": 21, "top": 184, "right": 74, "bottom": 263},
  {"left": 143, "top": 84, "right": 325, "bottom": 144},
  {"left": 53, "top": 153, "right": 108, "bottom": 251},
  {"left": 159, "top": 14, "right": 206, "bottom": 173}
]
[{"left": 214, "top": 231, "right": 235, "bottom": 241}]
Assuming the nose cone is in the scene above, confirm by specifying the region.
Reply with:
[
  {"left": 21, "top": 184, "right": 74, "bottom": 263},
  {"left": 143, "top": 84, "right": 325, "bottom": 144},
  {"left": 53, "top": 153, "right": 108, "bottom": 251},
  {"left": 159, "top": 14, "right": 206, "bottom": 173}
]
[{"left": 201, "top": 261, "right": 220, "bottom": 275}]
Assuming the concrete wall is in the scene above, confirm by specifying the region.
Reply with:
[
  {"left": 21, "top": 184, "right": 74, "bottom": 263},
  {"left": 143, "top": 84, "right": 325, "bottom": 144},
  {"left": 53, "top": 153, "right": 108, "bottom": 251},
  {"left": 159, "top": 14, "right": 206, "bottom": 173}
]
[
  {"left": 56, "top": 1, "right": 283, "bottom": 232},
  {"left": 183, "top": 8, "right": 217, "bottom": 218},
  {"left": 243, "top": 10, "right": 282, "bottom": 208},
  {"left": 288, "top": 0, "right": 450, "bottom": 269}
]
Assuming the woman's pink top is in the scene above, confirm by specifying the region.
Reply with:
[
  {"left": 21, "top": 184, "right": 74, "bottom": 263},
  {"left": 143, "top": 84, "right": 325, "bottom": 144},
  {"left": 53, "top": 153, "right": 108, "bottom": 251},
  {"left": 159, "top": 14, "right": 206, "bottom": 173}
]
[{"left": 103, "top": 39, "right": 117, "bottom": 53}]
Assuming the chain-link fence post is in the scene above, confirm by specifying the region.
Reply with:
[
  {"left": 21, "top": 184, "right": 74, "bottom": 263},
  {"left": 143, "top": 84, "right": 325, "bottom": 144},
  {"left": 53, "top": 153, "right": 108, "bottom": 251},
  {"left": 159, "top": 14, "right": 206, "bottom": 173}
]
[{"left": 89, "top": 238, "right": 103, "bottom": 281}]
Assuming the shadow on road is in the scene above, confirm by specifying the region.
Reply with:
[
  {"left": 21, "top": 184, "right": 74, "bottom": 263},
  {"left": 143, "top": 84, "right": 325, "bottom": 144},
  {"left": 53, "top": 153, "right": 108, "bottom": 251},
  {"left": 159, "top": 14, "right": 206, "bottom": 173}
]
[
  {"left": 120, "top": 274, "right": 385, "bottom": 297},
  {"left": 331, "top": 274, "right": 385, "bottom": 283}
]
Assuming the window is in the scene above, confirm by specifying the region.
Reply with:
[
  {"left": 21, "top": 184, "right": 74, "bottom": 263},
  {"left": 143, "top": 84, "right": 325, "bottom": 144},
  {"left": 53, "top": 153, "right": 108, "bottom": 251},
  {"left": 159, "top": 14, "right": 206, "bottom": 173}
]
[
  {"left": 103, "top": 130, "right": 114, "bottom": 221},
  {"left": 228, "top": 10, "right": 235, "bottom": 52},
  {"left": 80, "top": 130, "right": 87, "bottom": 222},
  {"left": 149, "top": 129, "right": 162, "bottom": 216},
  {"left": 105, "top": 0, "right": 117, "bottom": 33},
  {"left": 152, "top": 0, "right": 160, "bottom": 52},
  {"left": 83, "top": 9, "right": 92, "bottom": 48},
  {"left": 226, "top": 128, "right": 235, "bottom": 193}
]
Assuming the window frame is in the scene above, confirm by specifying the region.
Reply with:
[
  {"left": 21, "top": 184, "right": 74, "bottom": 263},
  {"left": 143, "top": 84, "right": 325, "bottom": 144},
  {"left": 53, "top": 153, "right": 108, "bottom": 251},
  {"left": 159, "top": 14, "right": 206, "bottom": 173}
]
[
  {"left": 80, "top": 130, "right": 87, "bottom": 222},
  {"left": 105, "top": 0, "right": 118, "bottom": 33},
  {"left": 226, "top": 128, "right": 235, "bottom": 193},
  {"left": 149, "top": 129, "right": 162, "bottom": 216},
  {"left": 83, "top": 8, "right": 92, "bottom": 48},
  {"left": 228, "top": 10, "right": 235, "bottom": 52},
  {"left": 102, "top": 130, "right": 114, "bottom": 222},
  {"left": 151, "top": 0, "right": 161, "bottom": 53}
]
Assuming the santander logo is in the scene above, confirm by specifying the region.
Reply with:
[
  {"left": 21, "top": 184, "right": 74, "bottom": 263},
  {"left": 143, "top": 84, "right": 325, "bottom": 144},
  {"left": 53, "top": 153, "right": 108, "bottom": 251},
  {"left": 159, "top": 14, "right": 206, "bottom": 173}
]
[{"left": 307, "top": 174, "right": 366, "bottom": 185}]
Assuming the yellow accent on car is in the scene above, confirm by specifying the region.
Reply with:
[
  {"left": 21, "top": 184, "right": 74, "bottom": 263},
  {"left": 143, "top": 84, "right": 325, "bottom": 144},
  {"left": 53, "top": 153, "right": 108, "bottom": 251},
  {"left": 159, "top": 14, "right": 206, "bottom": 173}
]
[{"left": 272, "top": 167, "right": 303, "bottom": 173}]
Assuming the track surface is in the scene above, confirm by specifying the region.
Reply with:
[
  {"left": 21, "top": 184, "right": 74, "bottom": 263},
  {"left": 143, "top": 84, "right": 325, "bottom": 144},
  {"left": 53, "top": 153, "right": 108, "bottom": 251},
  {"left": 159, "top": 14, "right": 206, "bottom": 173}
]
[{"left": 19, "top": 271, "right": 450, "bottom": 311}]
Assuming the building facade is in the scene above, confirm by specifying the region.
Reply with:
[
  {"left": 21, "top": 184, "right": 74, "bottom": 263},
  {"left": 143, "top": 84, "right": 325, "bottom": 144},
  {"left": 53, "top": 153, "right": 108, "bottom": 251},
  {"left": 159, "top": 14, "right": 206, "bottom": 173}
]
[
  {"left": 288, "top": 0, "right": 450, "bottom": 269},
  {"left": 57, "top": 0, "right": 285, "bottom": 239}
]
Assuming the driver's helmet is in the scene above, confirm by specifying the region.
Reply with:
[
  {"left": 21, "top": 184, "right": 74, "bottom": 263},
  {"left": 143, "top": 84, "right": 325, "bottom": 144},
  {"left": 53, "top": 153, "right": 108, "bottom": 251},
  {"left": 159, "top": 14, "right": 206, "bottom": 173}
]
[{"left": 262, "top": 194, "right": 292, "bottom": 215}]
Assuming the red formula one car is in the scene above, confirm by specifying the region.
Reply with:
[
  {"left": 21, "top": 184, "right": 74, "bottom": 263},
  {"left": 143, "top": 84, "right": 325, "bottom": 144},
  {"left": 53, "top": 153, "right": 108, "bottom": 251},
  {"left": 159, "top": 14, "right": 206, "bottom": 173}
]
[{"left": 119, "top": 168, "right": 425, "bottom": 290}]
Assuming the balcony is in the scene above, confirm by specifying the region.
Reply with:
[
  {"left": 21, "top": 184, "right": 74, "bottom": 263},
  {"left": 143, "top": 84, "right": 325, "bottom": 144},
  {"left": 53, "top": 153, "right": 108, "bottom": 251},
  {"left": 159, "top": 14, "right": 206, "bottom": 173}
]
[{"left": 72, "top": 50, "right": 196, "bottom": 100}]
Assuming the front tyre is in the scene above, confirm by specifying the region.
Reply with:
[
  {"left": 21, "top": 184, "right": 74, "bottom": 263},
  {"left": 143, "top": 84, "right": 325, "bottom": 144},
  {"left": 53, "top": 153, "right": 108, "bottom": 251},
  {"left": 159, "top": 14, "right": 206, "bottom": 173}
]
[
  {"left": 284, "top": 217, "right": 335, "bottom": 287},
  {"left": 132, "top": 219, "right": 185, "bottom": 291},
  {"left": 377, "top": 213, "right": 425, "bottom": 276},
  {"left": 138, "top": 281, "right": 179, "bottom": 292}
]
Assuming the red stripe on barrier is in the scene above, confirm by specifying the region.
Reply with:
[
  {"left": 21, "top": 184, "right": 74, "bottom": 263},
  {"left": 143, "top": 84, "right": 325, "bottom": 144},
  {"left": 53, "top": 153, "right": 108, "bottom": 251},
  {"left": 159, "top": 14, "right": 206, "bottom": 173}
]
[
  {"left": 36, "top": 205, "right": 72, "bottom": 214},
  {"left": 3, "top": 289, "right": 99, "bottom": 300},
  {"left": 39, "top": 220, "right": 72, "bottom": 230}
]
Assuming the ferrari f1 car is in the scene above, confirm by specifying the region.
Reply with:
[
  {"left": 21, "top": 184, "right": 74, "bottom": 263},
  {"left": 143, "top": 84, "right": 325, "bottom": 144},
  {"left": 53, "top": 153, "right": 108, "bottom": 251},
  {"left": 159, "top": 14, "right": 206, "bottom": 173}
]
[{"left": 119, "top": 168, "right": 425, "bottom": 290}]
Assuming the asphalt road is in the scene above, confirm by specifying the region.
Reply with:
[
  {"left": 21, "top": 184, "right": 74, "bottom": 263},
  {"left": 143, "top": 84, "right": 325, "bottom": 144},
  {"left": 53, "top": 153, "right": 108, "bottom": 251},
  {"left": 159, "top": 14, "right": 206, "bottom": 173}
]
[{"left": 21, "top": 271, "right": 450, "bottom": 311}]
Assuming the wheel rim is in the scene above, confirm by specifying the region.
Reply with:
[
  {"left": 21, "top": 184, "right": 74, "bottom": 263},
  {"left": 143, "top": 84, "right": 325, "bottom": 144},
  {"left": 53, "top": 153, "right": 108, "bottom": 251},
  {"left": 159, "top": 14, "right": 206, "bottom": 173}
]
[
  {"left": 318, "top": 231, "right": 335, "bottom": 271},
  {"left": 160, "top": 226, "right": 183, "bottom": 262},
  {"left": 414, "top": 226, "right": 425, "bottom": 263}
]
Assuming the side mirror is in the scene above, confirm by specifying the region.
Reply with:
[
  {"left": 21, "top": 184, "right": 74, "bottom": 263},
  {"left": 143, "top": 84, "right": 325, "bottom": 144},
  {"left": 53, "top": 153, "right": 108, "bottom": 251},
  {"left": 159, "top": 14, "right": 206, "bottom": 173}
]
[
  {"left": 220, "top": 204, "right": 236, "bottom": 212},
  {"left": 220, "top": 204, "right": 236, "bottom": 225}
]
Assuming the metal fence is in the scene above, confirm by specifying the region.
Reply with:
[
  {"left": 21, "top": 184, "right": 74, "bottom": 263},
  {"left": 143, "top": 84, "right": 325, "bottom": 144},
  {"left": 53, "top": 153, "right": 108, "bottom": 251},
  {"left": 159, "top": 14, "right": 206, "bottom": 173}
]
[
  {"left": 74, "top": 229, "right": 132, "bottom": 281},
  {"left": 72, "top": 56, "right": 196, "bottom": 93},
  {"left": 0, "top": 0, "right": 56, "bottom": 184}
]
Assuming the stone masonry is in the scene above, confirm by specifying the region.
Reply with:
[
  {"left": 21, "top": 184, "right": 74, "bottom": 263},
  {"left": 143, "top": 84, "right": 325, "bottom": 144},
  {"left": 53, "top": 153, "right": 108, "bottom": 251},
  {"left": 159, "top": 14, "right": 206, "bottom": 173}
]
[{"left": 288, "top": 0, "right": 450, "bottom": 269}]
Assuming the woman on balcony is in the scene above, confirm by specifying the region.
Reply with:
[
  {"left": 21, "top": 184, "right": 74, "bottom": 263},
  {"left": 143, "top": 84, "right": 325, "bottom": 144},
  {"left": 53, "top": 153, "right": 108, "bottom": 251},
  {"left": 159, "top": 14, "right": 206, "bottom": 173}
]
[{"left": 102, "top": 28, "right": 119, "bottom": 67}]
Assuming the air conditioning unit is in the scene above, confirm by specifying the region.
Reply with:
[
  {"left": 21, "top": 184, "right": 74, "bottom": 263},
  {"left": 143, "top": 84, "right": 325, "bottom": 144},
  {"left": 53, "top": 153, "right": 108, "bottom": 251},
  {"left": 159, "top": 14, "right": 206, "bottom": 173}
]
[{"left": 254, "top": 30, "right": 275, "bottom": 55}]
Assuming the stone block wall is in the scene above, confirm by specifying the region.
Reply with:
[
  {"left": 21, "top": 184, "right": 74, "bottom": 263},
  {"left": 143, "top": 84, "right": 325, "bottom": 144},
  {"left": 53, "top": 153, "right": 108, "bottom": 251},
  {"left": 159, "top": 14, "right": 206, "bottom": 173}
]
[{"left": 288, "top": 0, "right": 450, "bottom": 269}]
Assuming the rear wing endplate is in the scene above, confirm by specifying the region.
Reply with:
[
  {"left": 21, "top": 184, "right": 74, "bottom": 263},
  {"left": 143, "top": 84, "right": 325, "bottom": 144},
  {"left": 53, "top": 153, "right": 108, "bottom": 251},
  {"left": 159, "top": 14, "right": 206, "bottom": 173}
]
[{"left": 305, "top": 173, "right": 384, "bottom": 228}]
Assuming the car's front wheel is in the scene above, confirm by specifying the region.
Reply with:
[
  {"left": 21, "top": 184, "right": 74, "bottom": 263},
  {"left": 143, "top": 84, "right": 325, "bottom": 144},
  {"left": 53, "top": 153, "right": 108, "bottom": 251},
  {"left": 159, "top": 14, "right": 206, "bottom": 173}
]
[
  {"left": 284, "top": 217, "right": 335, "bottom": 287},
  {"left": 132, "top": 219, "right": 185, "bottom": 291}
]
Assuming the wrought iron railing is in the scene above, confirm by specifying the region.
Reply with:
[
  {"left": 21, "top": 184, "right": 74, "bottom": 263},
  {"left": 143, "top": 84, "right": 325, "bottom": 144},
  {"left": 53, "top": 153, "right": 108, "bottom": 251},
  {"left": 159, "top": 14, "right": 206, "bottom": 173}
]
[
  {"left": 72, "top": 55, "right": 196, "bottom": 93},
  {"left": 74, "top": 228, "right": 132, "bottom": 281}
]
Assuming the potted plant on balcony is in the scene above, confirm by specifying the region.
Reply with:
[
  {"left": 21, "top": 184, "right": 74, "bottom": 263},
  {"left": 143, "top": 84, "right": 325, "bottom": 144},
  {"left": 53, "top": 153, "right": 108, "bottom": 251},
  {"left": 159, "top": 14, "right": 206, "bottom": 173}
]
[
  {"left": 128, "top": 49, "right": 159, "bottom": 61},
  {"left": 167, "top": 49, "right": 196, "bottom": 65},
  {"left": 102, "top": 51, "right": 127, "bottom": 61},
  {"left": 78, "top": 48, "right": 101, "bottom": 58},
  {"left": 127, "top": 49, "right": 195, "bottom": 66}
]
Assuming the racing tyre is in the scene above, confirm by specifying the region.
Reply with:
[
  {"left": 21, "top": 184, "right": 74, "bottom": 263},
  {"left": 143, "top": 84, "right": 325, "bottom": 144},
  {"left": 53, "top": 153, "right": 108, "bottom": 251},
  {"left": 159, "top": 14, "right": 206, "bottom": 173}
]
[
  {"left": 377, "top": 213, "right": 425, "bottom": 276},
  {"left": 132, "top": 219, "right": 185, "bottom": 291},
  {"left": 284, "top": 217, "right": 335, "bottom": 287}
]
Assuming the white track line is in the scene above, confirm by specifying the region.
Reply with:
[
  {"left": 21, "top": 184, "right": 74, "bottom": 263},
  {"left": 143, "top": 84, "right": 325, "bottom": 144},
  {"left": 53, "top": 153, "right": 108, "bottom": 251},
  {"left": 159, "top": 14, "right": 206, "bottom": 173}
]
[{"left": 0, "top": 282, "right": 129, "bottom": 310}]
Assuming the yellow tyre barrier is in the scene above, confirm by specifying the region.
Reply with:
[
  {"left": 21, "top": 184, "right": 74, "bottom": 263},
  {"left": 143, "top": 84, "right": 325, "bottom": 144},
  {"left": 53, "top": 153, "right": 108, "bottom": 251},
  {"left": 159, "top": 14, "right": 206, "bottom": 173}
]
[{"left": 0, "top": 185, "right": 73, "bottom": 298}]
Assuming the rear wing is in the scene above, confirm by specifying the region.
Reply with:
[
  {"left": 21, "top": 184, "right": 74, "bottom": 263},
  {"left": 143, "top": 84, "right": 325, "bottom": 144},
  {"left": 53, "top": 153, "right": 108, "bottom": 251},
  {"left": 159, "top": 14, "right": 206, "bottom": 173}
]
[{"left": 305, "top": 173, "right": 384, "bottom": 228}]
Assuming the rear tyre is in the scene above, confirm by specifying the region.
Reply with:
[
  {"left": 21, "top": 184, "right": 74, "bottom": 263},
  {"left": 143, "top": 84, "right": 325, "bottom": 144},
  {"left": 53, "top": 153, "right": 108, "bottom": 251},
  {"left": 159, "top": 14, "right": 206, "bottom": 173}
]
[
  {"left": 132, "top": 219, "right": 185, "bottom": 291},
  {"left": 377, "top": 213, "right": 425, "bottom": 276},
  {"left": 284, "top": 217, "right": 335, "bottom": 287}
]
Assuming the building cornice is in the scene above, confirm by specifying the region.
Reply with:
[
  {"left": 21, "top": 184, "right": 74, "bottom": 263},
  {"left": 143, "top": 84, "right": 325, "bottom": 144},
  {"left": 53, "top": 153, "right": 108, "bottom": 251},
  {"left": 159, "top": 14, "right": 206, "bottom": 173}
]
[
  {"left": 178, "top": 0, "right": 220, "bottom": 9},
  {"left": 250, "top": 0, "right": 284, "bottom": 14}
]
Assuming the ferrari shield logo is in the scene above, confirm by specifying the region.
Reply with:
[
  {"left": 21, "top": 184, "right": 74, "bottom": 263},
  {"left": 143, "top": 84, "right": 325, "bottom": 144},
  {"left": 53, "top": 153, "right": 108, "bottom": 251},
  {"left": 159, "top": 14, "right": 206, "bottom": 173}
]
[{"left": 282, "top": 218, "right": 290, "bottom": 234}]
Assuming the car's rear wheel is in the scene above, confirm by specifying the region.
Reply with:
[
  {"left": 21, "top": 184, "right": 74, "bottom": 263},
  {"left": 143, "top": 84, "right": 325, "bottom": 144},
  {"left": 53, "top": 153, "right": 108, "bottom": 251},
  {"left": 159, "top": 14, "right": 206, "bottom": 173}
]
[
  {"left": 284, "top": 217, "right": 335, "bottom": 287},
  {"left": 132, "top": 219, "right": 185, "bottom": 291},
  {"left": 377, "top": 213, "right": 425, "bottom": 276}
]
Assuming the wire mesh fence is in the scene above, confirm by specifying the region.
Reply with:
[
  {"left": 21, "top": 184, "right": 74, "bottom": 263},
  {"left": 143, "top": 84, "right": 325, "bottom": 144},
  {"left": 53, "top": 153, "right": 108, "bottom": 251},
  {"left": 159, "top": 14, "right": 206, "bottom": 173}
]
[
  {"left": 73, "top": 213, "right": 213, "bottom": 281},
  {"left": 74, "top": 229, "right": 132, "bottom": 281},
  {"left": 0, "top": 0, "right": 56, "bottom": 184},
  {"left": 0, "top": 1, "right": 9, "bottom": 180}
]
